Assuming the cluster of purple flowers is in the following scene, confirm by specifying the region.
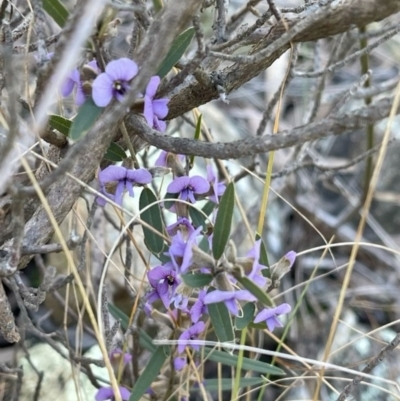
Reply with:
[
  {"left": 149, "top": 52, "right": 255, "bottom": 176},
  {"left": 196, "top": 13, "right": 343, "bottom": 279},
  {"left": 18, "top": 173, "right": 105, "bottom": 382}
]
[
  {"left": 61, "top": 57, "right": 169, "bottom": 132},
  {"left": 145, "top": 210, "right": 295, "bottom": 370}
]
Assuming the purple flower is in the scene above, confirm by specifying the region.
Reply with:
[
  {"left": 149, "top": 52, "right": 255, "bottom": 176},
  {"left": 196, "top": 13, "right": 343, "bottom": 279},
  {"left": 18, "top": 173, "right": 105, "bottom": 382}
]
[
  {"left": 168, "top": 226, "right": 202, "bottom": 273},
  {"left": 144, "top": 76, "right": 169, "bottom": 132},
  {"left": 155, "top": 151, "right": 185, "bottom": 168},
  {"left": 96, "top": 165, "right": 152, "bottom": 206},
  {"left": 61, "top": 60, "right": 100, "bottom": 106},
  {"left": 177, "top": 321, "right": 206, "bottom": 354},
  {"left": 246, "top": 240, "right": 268, "bottom": 288},
  {"left": 285, "top": 251, "right": 296, "bottom": 268},
  {"left": 95, "top": 386, "right": 131, "bottom": 401},
  {"left": 207, "top": 165, "right": 226, "bottom": 203},
  {"left": 167, "top": 176, "right": 210, "bottom": 205},
  {"left": 147, "top": 263, "right": 180, "bottom": 308},
  {"left": 92, "top": 58, "right": 138, "bottom": 107},
  {"left": 190, "top": 290, "right": 208, "bottom": 323},
  {"left": 174, "top": 356, "right": 187, "bottom": 371},
  {"left": 166, "top": 217, "right": 195, "bottom": 237},
  {"left": 254, "top": 303, "right": 291, "bottom": 331},
  {"left": 61, "top": 68, "right": 86, "bottom": 106},
  {"left": 204, "top": 290, "right": 256, "bottom": 316},
  {"left": 109, "top": 348, "right": 132, "bottom": 365}
]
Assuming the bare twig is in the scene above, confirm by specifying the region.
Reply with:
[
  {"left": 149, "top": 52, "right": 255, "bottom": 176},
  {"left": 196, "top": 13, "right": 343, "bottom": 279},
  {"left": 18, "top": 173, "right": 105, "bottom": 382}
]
[{"left": 336, "top": 331, "right": 400, "bottom": 401}]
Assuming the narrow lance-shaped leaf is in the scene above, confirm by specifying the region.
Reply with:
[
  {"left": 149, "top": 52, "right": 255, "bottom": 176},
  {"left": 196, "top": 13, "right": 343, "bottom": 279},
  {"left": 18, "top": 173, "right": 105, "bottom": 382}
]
[
  {"left": 256, "top": 233, "right": 270, "bottom": 267},
  {"left": 43, "top": 0, "right": 69, "bottom": 27},
  {"left": 203, "top": 348, "right": 285, "bottom": 375},
  {"left": 235, "top": 276, "right": 273, "bottom": 307},
  {"left": 181, "top": 273, "right": 213, "bottom": 288},
  {"left": 212, "top": 182, "right": 235, "bottom": 260},
  {"left": 48, "top": 115, "right": 72, "bottom": 136},
  {"left": 157, "top": 27, "right": 195, "bottom": 78},
  {"left": 207, "top": 290, "right": 234, "bottom": 343},
  {"left": 104, "top": 142, "right": 127, "bottom": 162},
  {"left": 190, "top": 114, "right": 202, "bottom": 166},
  {"left": 129, "top": 346, "right": 170, "bottom": 401},
  {"left": 193, "top": 378, "right": 266, "bottom": 392},
  {"left": 108, "top": 304, "right": 155, "bottom": 352},
  {"left": 69, "top": 99, "right": 103, "bottom": 141},
  {"left": 139, "top": 188, "right": 165, "bottom": 254}
]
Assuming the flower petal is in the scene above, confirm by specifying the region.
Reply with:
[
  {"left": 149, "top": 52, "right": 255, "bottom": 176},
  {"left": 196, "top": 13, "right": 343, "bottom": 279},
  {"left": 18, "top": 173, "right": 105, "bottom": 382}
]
[
  {"left": 167, "top": 176, "right": 191, "bottom": 194},
  {"left": 189, "top": 176, "right": 210, "bottom": 194},
  {"left": 126, "top": 168, "right": 152, "bottom": 184},
  {"left": 204, "top": 290, "right": 235, "bottom": 304},
  {"left": 92, "top": 72, "right": 114, "bottom": 107},
  {"left": 143, "top": 95, "right": 154, "bottom": 126},
  {"left": 145, "top": 76, "right": 161, "bottom": 98},
  {"left": 119, "top": 387, "right": 132, "bottom": 401},
  {"left": 95, "top": 387, "right": 114, "bottom": 401},
  {"left": 105, "top": 58, "right": 138, "bottom": 82},
  {"left": 99, "top": 165, "right": 127, "bottom": 183},
  {"left": 152, "top": 98, "right": 169, "bottom": 119}
]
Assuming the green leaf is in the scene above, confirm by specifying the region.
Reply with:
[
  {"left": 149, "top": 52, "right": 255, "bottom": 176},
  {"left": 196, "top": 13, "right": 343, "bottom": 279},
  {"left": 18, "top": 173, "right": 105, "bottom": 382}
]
[
  {"left": 235, "top": 276, "right": 273, "bottom": 307},
  {"left": 108, "top": 303, "right": 155, "bottom": 352},
  {"left": 203, "top": 348, "right": 285, "bottom": 375},
  {"left": 48, "top": 115, "right": 71, "bottom": 136},
  {"left": 189, "top": 201, "right": 215, "bottom": 229},
  {"left": 190, "top": 114, "right": 202, "bottom": 166},
  {"left": 181, "top": 273, "right": 213, "bottom": 288},
  {"left": 157, "top": 27, "right": 195, "bottom": 78},
  {"left": 140, "top": 188, "right": 165, "bottom": 254},
  {"left": 43, "top": 0, "right": 69, "bottom": 27},
  {"left": 104, "top": 142, "right": 127, "bottom": 162},
  {"left": 163, "top": 191, "right": 179, "bottom": 209},
  {"left": 256, "top": 234, "right": 270, "bottom": 266},
  {"left": 129, "top": 346, "right": 170, "bottom": 401},
  {"left": 207, "top": 291, "right": 234, "bottom": 343},
  {"left": 193, "top": 377, "right": 266, "bottom": 392},
  {"left": 212, "top": 182, "right": 235, "bottom": 260},
  {"left": 235, "top": 302, "right": 255, "bottom": 330},
  {"left": 69, "top": 99, "right": 103, "bottom": 141}
]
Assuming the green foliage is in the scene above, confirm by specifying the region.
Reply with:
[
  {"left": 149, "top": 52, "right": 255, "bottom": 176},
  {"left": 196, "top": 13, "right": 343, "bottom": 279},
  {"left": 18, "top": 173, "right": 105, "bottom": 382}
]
[
  {"left": 104, "top": 142, "right": 127, "bottom": 162},
  {"left": 181, "top": 273, "right": 213, "bottom": 288},
  {"left": 42, "top": 0, "right": 69, "bottom": 27},
  {"left": 48, "top": 115, "right": 71, "bottom": 136},
  {"left": 157, "top": 27, "right": 195, "bottom": 78},
  {"left": 69, "top": 99, "right": 103, "bottom": 141},
  {"left": 129, "top": 346, "right": 170, "bottom": 401},
  {"left": 163, "top": 191, "right": 179, "bottom": 209},
  {"left": 190, "top": 114, "right": 202, "bottom": 166},
  {"left": 235, "top": 276, "right": 273, "bottom": 307},
  {"left": 203, "top": 348, "right": 285, "bottom": 375},
  {"left": 195, "top": 377, "right": 266, "bottom": 392},
  {"left": 235, "top": 302, "right": 255, "bottom": 330},
  {"left": 139, "top": 188, "right": 165, "bottom": 254},
  {"left": 207, "top": 292, "right": 235, "bottom": 343},
  {"left": 212, "top": 182, "right": 235, "bottom": 260},
  {"left": 108, "top": 303, "right": 155, "bottom": 352}
]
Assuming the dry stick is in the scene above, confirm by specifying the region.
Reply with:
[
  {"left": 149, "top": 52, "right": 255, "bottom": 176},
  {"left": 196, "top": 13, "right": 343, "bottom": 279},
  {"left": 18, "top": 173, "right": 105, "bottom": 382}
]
[
  {"left": 312, "top": 80, "right": 400, "bottom": 400},
  {"left": 294, "top": 25, "right": 400, "bottom": 78},
  {"left": 337, "top": 333, "right": 400, "bottom": 401},
  {"left": 131, "top": 96, "right": 399, "bottom": 159},
  {"left": 213, "top": 0, "right": 227, "bottom": 43},
  {"left": 0, "top": 21, "right": 19, "bottom": 173},
  {"left": 359, "top": 25, "right": 374, "bottom": 205},
  {"left": 19, "top": 158, "right": 123, "bottom": 401},
  {"left": 166, "top": 0, "right": 400, "bottom": 119}
]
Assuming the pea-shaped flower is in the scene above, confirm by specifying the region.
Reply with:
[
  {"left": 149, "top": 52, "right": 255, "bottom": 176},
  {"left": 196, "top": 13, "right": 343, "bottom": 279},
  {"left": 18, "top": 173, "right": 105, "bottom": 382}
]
[{"left": 92, "top": 58, "right": 138, "bottom": 107}]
